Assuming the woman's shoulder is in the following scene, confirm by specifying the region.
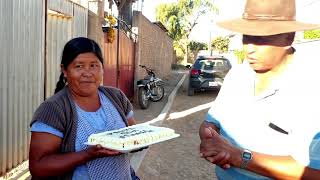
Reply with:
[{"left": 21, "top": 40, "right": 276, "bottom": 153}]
[
  {"left": 98, "top": 86, "right": 131, "bottom": 110},
  {"left": 99, "top": 86, "right": 124, "bottom": 96},
  {"left": 48, "top": 87, "right": 68, "bottom": 101},
  {"left": 37, "top": 88, "right": 69, "bottom": 110},
  {"left": 99, "top": 85, "right": 121, "bottom": 91},
  {"left": 31, "top": 89, "right": 70, "bottom": 132}
]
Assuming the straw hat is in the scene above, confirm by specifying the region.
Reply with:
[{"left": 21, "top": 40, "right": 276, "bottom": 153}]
[{"left": 217, "top": 0, "right": 320, "bottom": 36}]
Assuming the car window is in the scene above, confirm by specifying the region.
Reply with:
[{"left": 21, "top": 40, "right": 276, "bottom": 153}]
[
  {"left": 202, "top": 61, "right": 214, "bottom": 70},
  {"left": 194, "top": 58, "right": 230, "bottom": 70}
]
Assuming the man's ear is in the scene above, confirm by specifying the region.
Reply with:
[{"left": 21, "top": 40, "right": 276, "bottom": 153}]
[
  {"left": 284, "top": 45, "right": 292, "bottom": 50},
  {"left": 285, "top": 46, "right": 295, "bottom": 54},
  {"left": 284, "top": 32, "right": 295, "bottom": 51}
]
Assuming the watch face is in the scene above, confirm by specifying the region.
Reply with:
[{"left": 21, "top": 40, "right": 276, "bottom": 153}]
[
  {"left": 241, "top": 150, "right": 252, "bottom": 169},
  {"left": 243, "top": 151, "right": 252, "bottom": 160}
]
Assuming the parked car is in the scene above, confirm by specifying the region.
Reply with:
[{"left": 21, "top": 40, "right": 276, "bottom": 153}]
[{"left": 188, "top": 55, "right": 232, "bottom": 96}]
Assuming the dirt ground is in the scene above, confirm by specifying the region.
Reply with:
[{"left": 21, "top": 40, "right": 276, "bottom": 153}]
[{"left": 136, "top": 73, "right": 219, "bottom": 180}]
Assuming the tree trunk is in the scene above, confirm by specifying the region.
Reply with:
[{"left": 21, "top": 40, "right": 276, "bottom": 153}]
[{"left": 182, "top": 44, "right": 188, "bottom": 65}]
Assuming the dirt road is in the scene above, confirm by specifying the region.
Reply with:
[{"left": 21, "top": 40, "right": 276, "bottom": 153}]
[
  {"left": 134, "top": 71, "right": 184, "bottom": 124},
  {"left": 137, "top": 74, "right": 219, "bottom": 180}
]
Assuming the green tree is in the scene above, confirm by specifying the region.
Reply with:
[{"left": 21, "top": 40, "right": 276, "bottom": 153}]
[
  {"left": 188, "top": 41, "right": 208, "bottom": 63},
  {"left": 304, "top": 29, "right": 320, "bottom": 39},
  {"left": 156, "top": 0, "right": 218, "bottom": 64},
  {"left": 211, "top": 36, "right": 230, "bottom": 53},
  {"left": 234, "top": 49, "right": 246, "bottom": 64}
]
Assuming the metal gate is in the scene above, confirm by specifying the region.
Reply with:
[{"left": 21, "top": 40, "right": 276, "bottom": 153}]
[{"left": 103, "top": 29, "right": 135, "bottom": 99}]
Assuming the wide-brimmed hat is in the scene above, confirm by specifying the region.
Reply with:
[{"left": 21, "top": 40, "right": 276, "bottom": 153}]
[{"left": 217, "top": 0, "right": 320, "bottom": 36}]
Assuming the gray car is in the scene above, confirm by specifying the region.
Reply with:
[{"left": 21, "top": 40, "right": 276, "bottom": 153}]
[{"left": 187, "top": 55, "right": 232, "bottom": 96}]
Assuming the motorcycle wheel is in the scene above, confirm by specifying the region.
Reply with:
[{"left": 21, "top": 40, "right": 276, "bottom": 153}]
[
  {"left": 138, "top": 87, "right": 150, "bottom": 109},
  {"left": 150, "top": 85, "right": 164, "bottom": 102}
]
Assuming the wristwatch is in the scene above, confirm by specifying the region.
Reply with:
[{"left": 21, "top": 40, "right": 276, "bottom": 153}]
[{"left": 240, "top": 149, "right": 252, "bottom": 169}]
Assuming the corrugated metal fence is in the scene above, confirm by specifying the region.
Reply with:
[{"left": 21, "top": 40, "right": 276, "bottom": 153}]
[
  {"left": 46, "top": 0, "right": 88, "bottom": 98},
  {"left": 0, "top": 0, "right": 45, "bottom": 177},
  {"left": 0, "top": 0, "right": 89, "bottom": 177}
]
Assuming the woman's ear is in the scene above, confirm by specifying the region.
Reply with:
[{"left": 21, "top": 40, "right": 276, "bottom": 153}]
[{"left": 61, "top": 64, "right": 67, "bottom": 78}]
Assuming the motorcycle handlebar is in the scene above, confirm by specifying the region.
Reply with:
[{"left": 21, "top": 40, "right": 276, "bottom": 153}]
[{"left": 139, "top": 65, "right": 154, "bottom": 73}]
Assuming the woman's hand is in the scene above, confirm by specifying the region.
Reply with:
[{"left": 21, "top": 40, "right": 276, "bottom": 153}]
[
  {"left": 200, "top": 127, "right": 241, "bottom": 169},
  {"left": 85, "top": 144, "right": 122, "bottom": 159}
]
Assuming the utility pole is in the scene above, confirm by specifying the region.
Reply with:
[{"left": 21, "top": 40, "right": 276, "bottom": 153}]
[
  {"left": 209, "top": 31, "right": 212, "bottom": 56},
  {"left": 116, "top": 1, "right": 121, "bottom": 88}
]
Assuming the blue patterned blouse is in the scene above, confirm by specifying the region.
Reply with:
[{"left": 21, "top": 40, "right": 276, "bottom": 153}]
[{"left": 31, "top": 91, "right": 134, "bottom": 180}]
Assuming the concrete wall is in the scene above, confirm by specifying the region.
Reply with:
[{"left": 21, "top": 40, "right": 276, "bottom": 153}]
[{"left": 132, "top": 11, "right": 174, "bottom": 81}]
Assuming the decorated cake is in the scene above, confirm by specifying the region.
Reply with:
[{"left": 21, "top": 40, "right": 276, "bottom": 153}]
[{"left": 87, "top": 124, "right": 178, "bottom": 150}]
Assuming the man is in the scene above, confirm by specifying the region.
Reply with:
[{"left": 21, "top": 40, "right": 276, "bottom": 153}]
[{"left": 199, "top": 0, "right": 320, "bottom": 179}]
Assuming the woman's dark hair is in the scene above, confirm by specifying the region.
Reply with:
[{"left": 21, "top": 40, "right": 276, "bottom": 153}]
[{"left": 54, "top": 37, "right": 104, "bottom": 94}]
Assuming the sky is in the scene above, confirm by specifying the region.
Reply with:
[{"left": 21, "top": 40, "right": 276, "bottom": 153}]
[
  {"left": 142, "top": 0, "right": 176, "bottom": 22},
  {"left": 141, "top": 0, "right": 320, "bottom": 43}
]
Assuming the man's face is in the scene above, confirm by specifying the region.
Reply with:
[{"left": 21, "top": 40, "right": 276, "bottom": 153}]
[{"left": 242, "top": 33, "right": 294, "bottom": 72}]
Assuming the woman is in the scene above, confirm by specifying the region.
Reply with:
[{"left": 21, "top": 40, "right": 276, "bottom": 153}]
[
  {"left": 29, "top": 37, "right": 137, "bottom": 180},
  {"left": 199, "top": 0, "right": 320, "bottom": 179}
]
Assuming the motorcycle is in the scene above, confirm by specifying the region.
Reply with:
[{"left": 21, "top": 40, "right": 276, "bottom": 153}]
[{"left": 137, "top": 65, "right": 165, "bottom": 109}]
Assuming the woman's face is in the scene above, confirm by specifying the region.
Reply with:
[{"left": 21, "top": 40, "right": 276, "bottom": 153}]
[
  {"left": 242, "top": 33, "right": 293, "bottom": 72},
  {"left": 62, "top": 52, "right": 103, "bottom": 97}
]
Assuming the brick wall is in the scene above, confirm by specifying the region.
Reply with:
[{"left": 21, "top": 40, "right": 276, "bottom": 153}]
[{"left": 132, "top": 11, "right": 174, "bottom": 81}]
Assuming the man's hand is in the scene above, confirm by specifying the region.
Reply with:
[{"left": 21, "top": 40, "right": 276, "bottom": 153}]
[{"left": 200, "top": 126, "right": 239, "bottom": 169}]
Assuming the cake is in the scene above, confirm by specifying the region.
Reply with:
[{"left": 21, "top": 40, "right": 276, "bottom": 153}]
[{"left": 87, "top": 124, "right": 178, "bottom": 150}]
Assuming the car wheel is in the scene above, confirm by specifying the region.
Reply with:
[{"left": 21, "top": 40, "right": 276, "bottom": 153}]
[{"left": 187, "top": 86, "right": 195, "bottom": 96}]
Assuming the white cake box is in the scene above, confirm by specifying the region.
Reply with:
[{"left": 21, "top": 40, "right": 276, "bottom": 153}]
[{"left": 85, "top": 124, "right": 180, "bottom": 153}]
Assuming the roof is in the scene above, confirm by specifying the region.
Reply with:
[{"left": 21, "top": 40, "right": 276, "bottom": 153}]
[
  {"left": 197, "top": 55, "right": 227, "bottom": 60},
  {"left": 153, "top": 21, "right": 168, "bottom": 32}
]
